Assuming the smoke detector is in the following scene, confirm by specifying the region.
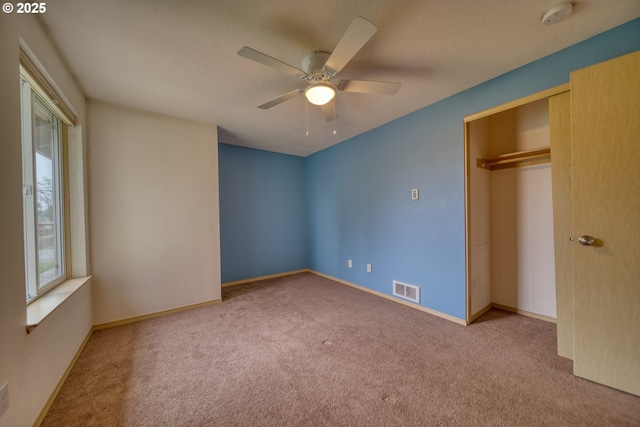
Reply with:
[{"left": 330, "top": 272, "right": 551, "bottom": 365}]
[{"left": 542, "top": 2, "right": 574, "bottom": 25}]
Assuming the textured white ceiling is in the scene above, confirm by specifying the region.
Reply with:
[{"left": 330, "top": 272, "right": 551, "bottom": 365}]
[{"left": 39, "top": 0, "right": 640, "bottom": 156}]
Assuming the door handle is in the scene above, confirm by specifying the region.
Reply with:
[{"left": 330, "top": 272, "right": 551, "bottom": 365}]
[{"left": 578, "top": 235, "right": 596, "bottom": 246}]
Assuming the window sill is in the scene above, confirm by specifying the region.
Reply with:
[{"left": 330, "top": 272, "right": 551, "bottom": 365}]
[{"left": 26, "top": 276, "right": 92, "bottom": 334}]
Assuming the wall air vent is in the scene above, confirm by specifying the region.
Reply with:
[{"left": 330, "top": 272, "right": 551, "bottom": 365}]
[{"left": 393, "top": 280, "right": 420, "bottom": 303}]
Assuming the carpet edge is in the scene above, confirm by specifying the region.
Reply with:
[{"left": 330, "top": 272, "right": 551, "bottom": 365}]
[{"left": 309, "top": 270, "right": 468, "bottom": 326}]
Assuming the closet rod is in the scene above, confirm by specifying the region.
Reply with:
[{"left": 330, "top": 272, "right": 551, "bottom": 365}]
[{"left": 478, "top": 147, "right": 551, "bottom": 170}]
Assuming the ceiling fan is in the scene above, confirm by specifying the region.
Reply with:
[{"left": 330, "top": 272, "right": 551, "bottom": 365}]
[{"left": 237, "top": 16, "right": 401, "bottom": 121}]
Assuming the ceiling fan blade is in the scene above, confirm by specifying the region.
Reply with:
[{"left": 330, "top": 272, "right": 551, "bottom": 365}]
[
  {"left": 324, "top": 17, "right": 377, "bottom": 74},
  {"left": 338, "top": 79, "right": 400, "bottom": 95},
  {"left": 321, "top": 101, "right": 338, "bottom": 121},
  {"left": 258, "top": 89, "right": 303, "bottom": 109},
  {"left": 238, "top": 46, "right": 304, "bottom": 77}
]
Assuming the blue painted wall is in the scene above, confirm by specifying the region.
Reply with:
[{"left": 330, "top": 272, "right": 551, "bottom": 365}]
[
  {"left": 218, "top": 143, "right": 307, "bottom": 282},
  {"left": 305, "top": 19, "right": 640, "bottom": 321}
]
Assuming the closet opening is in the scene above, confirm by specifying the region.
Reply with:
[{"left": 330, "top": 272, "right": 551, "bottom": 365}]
[{"left": 464, "top": 85, "right": 568, "bottom": 324}]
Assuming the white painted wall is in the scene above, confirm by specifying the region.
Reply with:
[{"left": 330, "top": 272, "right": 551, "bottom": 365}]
[
  {"left": 0, "top": 14, "right": 92, "bottom": 427},
  {"left": 87, "top": 101, "right": 221, "bottom": 325}
]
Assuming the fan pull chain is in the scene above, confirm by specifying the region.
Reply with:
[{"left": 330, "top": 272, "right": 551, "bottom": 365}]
[
  {"left": 305, "top": 98, "right": 310, "bottom": 136},
  {"left": 333, "top": 98, "right": 337, "bottom": 135}
]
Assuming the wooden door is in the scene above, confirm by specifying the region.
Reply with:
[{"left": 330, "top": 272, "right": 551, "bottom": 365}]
[
  {"left": 570, "top": 50, "right": 640, "bottom": 396},
  {"left": 549, "top": 91, "right": 572, "bottom": 360}
]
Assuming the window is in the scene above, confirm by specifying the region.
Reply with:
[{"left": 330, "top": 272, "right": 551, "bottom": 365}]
[{"left": 20, "top": 56, "right": 74, "bottom": 302}]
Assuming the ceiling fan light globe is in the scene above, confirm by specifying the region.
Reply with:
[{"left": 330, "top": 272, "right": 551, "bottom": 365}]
[{"left": 305, "top": 83, "right": 336, "bottom": 106}]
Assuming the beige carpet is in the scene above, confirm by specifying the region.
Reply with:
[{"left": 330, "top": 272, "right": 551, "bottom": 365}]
[{"left": 41, "top": 272, "right": 640, "bottom": 426}]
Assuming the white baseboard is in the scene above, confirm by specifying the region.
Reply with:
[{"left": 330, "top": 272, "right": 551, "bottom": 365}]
[
  {"left": 221, "top": 269, "right": 310, "bottom": 288},
  {"left": 491, "top": 303, "right": 556, "bottom": 324},
  {"left": 309, "top": 270, "right": 467, "bottom": 326},
  {"left": 33, "top": 328, "right": 93, "bottom": 427},
  {"left": 93, "top": 299, "right": 221, "bottom": 331}
]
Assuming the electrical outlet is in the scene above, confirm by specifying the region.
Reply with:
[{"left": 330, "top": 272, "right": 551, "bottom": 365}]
[
  {"left": 0, "top": 381, "right": 9, "bottom": 417},
  {"left": 348, "top": 259, "right": 352, "bottom": 268},
  {"left": 367, "top": 263, "right": 372, "bottom": 273},
  {"left": 411, "top": 188, "right": 419, "bottom": 200}
]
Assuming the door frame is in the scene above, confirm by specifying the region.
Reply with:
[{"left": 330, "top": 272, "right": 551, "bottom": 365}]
[{"left": 463, "top": 83, "right": 570, "bottom": 324}]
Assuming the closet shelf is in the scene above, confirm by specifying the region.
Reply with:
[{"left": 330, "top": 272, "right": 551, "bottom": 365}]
[{"left": 477, "top": 147, "right": 551, "bottom": 170}]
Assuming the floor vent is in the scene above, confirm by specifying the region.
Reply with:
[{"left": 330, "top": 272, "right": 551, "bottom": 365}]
[{"left": 393, "top": 280, "right": 420, "bottom": 303}]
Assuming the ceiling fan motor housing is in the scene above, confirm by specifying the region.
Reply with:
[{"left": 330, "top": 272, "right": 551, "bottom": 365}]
[{"left": 301, "top": 51, "right": 330, "bottom": 73}]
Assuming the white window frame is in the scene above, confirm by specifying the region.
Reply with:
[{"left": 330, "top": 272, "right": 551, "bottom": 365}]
[{"left": 20, "top": 62, "right": 72, "bottom": 302}]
